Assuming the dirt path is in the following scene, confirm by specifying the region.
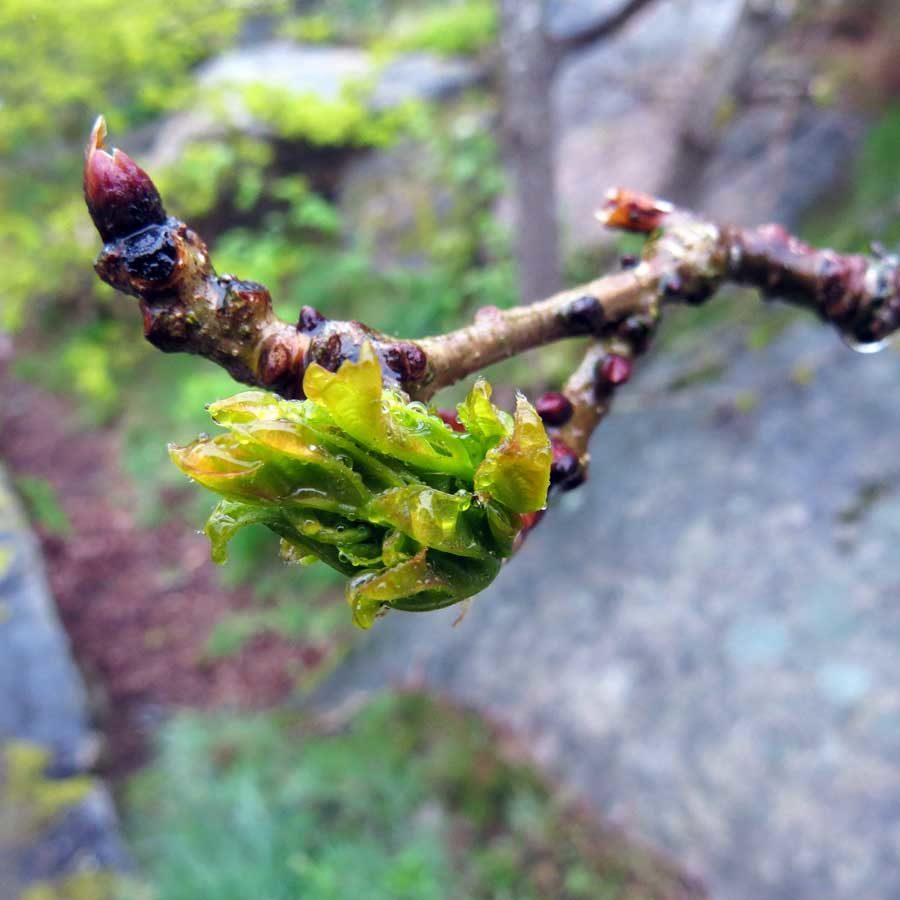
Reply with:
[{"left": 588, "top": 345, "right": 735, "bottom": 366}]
[{"left": 0, "top": 366, "right": 330, "bottom": 773}]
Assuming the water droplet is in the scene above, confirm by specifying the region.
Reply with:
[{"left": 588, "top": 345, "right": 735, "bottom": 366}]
[{"left": 842, "top": 334, "right": 891, "bottom": 355}]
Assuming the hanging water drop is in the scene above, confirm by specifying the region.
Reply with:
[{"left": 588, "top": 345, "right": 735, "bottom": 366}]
[{"left": 842, "top": 333, "right": 891, "bottom": 355}]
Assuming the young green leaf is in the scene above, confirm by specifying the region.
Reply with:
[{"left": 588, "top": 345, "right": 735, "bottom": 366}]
[{"left": 170, "top": 344, "right": 551, "bottom": 627}]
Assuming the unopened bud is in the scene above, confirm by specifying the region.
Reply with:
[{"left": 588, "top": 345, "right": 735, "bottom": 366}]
[
  {"left": 535, "top": 391, "right": 573, "bottom": 426},
  {"left": 550, "top": 439, "right": 584, "bottom": 491},
  {"left": 84, "top": 115, "right": 166, "bottom": 243}
]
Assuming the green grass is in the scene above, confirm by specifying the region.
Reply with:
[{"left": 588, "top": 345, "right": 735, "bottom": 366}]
[{"left": 126, "top": 692, "right": 695, "bottom": 900}]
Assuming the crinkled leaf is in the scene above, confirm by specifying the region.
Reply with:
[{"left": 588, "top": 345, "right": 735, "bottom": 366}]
[
  {"left": 484, "top": 501, "right": 522, "bottom": 559},
  {"left": 474, "top": 394, "right": 551, "bottom": 513},
  {"left": 364, "top": 485, "right": 490, "bottom": 559},
  {"left": 205, "top": 499, "right": 278, "bottom": 565},
  {"left": 207, "top": 390, "right": 285, "bottom": 425},
  {"left": 347, "top": 549, "right": 501, "bottom": 629},
  {"left": 171, "top": 346, "right": 551, "bottom": 628},
  {"left": 303, "top": 342, "right": 475, "bottom": 477},
  {"left": 456, "top": 378, "right": 511, "bottom": 448}
]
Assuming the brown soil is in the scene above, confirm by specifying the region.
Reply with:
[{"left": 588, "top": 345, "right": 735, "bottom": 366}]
[{"left": 0, "top": 366, "right": 331, "bottom": 774}]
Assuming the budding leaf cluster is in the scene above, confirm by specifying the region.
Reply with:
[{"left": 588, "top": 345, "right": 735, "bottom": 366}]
[{"left": 170, "top": 343, "right": 551, "bottom": 627}]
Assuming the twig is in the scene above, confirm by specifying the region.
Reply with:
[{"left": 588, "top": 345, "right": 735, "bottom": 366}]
[{"left": 84, "top": 121, "right": 900, "bottom": 498}]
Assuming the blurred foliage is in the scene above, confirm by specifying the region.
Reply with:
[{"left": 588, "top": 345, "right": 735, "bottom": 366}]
[
  {"left": 2, "top": 1, "right": 515, "bottom": 628},
  {"left": 13, "top": 476, "right": 71, "bottom": 537},
  {"left": 372, "top": 1, "right": 497, "bottom": 57},
  {"left": 805, "top": 104, "right": 900, "bottom": 251},
  {"left": 127, "top": 692, "right": 685, "bottom": 900},
  {"left": 277, "top": 0, "right": 494, "bottom": 51},
  {"left": 0, "top": 0, "right": 284, "bottom": 332},
  {"left": 237, "top": 83, "right": 418, "bottom": 146},
  {"left": 204, "top": 595, "right": 345, "bottom": 659}
]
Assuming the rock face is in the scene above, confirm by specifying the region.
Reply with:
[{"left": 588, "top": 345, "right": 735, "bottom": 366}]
[
  {"left": 146, "top": 41, "right": 483, "bottom": 169},
  {"left": 144, "top": 1, "right": 862, "bottom": 261},
  {"left": 0, "top": 469, "right": 130, "bottom": 896},
  {"left": 312, "top": 322, "right": 900, "bottom": 900},
  {"left": 551, "top": 0, "right": 862, "bottom": 241}
]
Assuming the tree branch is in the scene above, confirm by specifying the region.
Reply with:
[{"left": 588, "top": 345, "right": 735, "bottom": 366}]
[{"left": 85, "top": 121, "right": 900, "bottom": 498}]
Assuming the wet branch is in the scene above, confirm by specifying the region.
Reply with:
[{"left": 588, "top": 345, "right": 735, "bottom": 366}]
[{"left": 85, "top": 120, "right": 900, "bottom": 494}]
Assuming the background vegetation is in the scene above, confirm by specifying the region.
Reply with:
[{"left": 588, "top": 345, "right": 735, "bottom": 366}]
[{"left": 4, "top": 1, "right": 900, "bottom": 896}]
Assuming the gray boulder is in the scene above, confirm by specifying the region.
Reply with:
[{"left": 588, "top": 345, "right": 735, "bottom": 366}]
[{"left": 0, "top": 469, "right": 131, "bottom": 895}]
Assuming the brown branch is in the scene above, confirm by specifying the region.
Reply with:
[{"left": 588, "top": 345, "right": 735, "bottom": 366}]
[
  {"left": 84, "top": 123, "right": 900, "bottom": 494},
  {"left": 417, "top": 270, "right": 655, "bottom": 398}
]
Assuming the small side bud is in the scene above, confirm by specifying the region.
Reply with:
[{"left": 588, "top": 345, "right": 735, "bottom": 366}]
[
  {"left": 549, "top": 439, "right": 584, "bottom": 491},
  {"left": 598, "top": 353, "right": 633, "bottom": 388},
  {"left": 535, "top": 391, "right": 574, "bottom": 427},
  {"left": 84, "top": 115, "right": 166, "bottom": 243}
]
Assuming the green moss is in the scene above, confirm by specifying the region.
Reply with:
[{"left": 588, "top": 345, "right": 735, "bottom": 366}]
[
  {"left": 278, "top": 14, "right": 338, "bottom": 44},
  {"left": 237, "top": 83, "right": 420, "bottom": 148},
  {"left": 374, "top": 2, "right": 497, "bottom": 57}
]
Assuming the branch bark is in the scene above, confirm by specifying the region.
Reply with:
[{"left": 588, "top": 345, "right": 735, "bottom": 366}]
[{"left": 85, "top": 120, "right": 900, "bottom": 492}]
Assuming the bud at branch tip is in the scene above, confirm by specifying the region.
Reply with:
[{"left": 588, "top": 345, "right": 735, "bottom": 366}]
[{"left": 84, "top": 114, "right": 166, "bottom": 244}]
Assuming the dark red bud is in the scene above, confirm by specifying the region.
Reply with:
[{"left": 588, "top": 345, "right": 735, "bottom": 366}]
[
  {"left": 550, "top": 439, "right": 584, "bottom": 491},
  {"left": 298, "top": 305, "right": 326, "bottom": 332},
  {"left": 535, "top": 391, "right": 573, "bottom": 426},
  {"left": 617, "top": 315, "right": 655, "bottom": 355},
  {"left": 399, "top": 343, "right": 427, "bottom": 381},
  {"left": 84, "top": 116, "right": 166, "bottom": 243},
  {"left": 599, "top": 354, "right": 632, "bottom": 387},
  {"left": 384, "top": 342, "right": 428, "bottom": 383},
  {"left": 437, "top": 409, "right": 465, "bottom": 432},
  {"left": 565, "top": 295, "right": 606, "bottom": 335}
]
